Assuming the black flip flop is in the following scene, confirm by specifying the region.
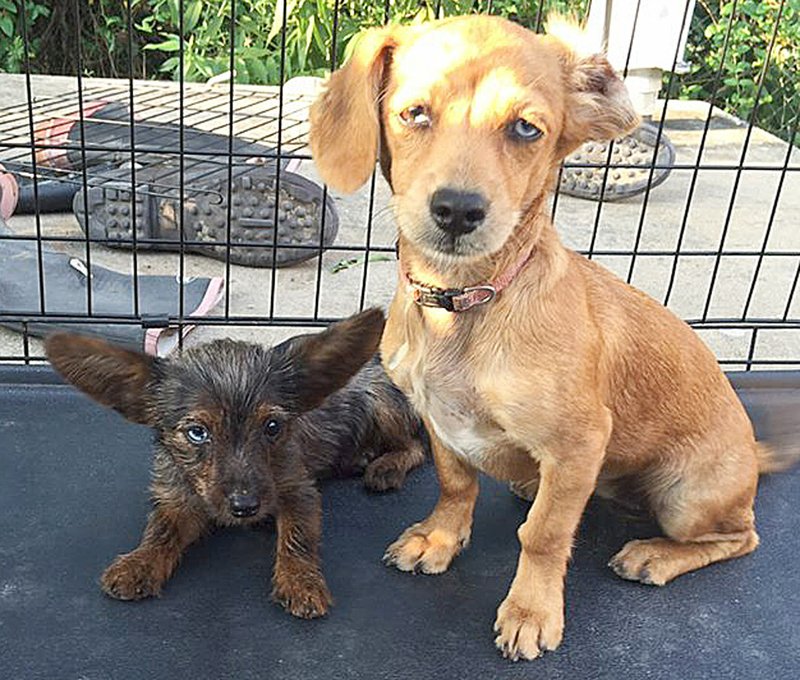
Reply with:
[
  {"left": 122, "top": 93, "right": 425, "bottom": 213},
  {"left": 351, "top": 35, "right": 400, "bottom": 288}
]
[
  {"left": 34, "top": 101, "right": 285, "bottom": 171},
  {"left": 0, "top": 218, "right": 223, "bottom": 355},
  {"left": 19, "top": 100, "right": 316, "bottom": 228}
]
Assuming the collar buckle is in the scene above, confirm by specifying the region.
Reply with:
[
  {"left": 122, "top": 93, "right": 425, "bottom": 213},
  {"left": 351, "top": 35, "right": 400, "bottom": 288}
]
[
  {"left": 413, "top": 286, "right": 459, "bottom": 312},
  {"left": 411, "top": 283, "right": 496, "bottom": 312},
  {"left": 459, "top": 285, "right": 496, "bottom": 309}
]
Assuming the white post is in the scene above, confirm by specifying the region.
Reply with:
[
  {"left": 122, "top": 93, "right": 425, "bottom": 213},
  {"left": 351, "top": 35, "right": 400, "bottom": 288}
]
[{"left": 585, "top": 0, "right": 696, "bottom": 117}]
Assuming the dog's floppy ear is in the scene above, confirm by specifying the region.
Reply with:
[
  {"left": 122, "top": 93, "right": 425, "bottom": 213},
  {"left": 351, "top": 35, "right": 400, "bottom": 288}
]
[
  {"left": 270, "top": 308, "right": 385, "bottom": 412},
  {"left": 309, "top": 27, "right": 399, "bottom": 193},
  {"left": 546, "top": 16, "right": 640, "bottom": 157},
  {"left": 44, "top": 334, "right": 159, "bottom": 425}
]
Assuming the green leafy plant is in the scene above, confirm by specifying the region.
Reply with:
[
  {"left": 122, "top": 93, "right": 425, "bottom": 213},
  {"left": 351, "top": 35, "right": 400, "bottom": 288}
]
[
  {"left": 0, "top": 0, "right": 50, "bottom": 72},
  {"left": 331, "top": 253, "right": 394, "bottom": 273},
  {"left": 136, "top": 1, "right": 458, "bottom": 84},
  {"left": 0, "top": 1, "right": 587, "bottom": 84},
  {"left": 673, "top": 0, "right": 800, "bottom": 141},
  {"left": 0, "top": 0, "right": 795, "bottom": 142}
]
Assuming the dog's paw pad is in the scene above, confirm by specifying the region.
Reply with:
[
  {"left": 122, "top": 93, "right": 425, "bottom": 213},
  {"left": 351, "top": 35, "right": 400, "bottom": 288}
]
[
  {"left": 384, "top": 524, "right": 466, "bottom": 574},
  {"left": 364, "top": 458, "right": 407, "bottom": 492},
  {"left": 101, "top": 554, "right": 163, "bottom": 600},
  {"left": 272, "top": 576, "right": 332, "bottom": 619},
  {"left": 609, "top": 540, "right": 669, "bottom": 586},
  {"left": 493, "top": 596, "right": 563, "bottom": 662}
]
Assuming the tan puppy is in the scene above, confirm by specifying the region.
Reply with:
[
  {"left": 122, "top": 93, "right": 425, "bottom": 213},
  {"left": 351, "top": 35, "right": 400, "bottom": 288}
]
[{"left": 310, "top": 15, "right": 794, "bottom": 661}]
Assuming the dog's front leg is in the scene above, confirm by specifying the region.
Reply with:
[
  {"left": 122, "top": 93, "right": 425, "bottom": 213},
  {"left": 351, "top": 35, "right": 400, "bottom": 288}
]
[
  {"left": 494, "top": 422, "right": 610, "bottom": 661},
  {"left": 384, "top": 420, "right": 479, "bottom": 573},
  {"left": 272, "top": 484, "right": 333, "bottom": 619},
  {"left": 101, "top": 501, "right": 209, "bottom": 600}
]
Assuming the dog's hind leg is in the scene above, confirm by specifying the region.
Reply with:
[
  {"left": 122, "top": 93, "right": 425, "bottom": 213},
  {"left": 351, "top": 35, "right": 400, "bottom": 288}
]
[
  {"left": 609, "top": 442, "right": 760, "bottom": 586},
  {"left": 363, "top": 440, "right": 426, "bottom": 491},
  {"left": 609, "top": 532, "right": 759, "bottom": 586}
]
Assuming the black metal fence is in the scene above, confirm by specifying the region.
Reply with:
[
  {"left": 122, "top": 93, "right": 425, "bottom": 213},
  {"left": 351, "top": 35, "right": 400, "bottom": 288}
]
[{"left": 0, "top": 0, "right": 798, "bottom": 369}]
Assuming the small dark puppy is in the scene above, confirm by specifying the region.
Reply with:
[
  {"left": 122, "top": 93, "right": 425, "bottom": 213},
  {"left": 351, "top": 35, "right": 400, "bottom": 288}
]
[{"left": 45, "top": 309, "right": 425, "bottom": 618}]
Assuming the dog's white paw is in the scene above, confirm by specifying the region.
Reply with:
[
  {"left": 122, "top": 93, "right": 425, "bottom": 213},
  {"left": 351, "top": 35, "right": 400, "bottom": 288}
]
[
  {"left": 383, "top": 522, "right": 468, "bottom": 574},
  {"left": 493, "top": 594, "right": 564, "bottom": 661}
]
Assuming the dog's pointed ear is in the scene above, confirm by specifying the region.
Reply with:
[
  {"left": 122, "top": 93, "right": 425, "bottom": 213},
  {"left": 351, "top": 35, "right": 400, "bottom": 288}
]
[
  {"left": 546, "top": 16, "right": 640, "bottom": 157},
  {"left": 270, "top": 308, "right": 386, "bottom": 412},
  {"left": 309, "top": 27, "right": 400, "bottom": 193},
  {"left": 44, "top": 334, "right": 159, "bottom": 425}
]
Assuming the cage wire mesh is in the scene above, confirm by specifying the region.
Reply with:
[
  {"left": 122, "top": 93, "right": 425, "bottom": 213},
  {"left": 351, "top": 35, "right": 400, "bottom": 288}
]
[{"left": 0, "top": 0, "right": 798, "bottom": 369}]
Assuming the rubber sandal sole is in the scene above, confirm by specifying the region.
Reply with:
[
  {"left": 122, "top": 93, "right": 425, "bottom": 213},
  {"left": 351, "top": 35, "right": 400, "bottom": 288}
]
[
  {"left": 559, "top": 122, "right": 676, "bottom": 201},
  {"left": 35, "top": 101, "right": 283, "bottom": 171},
  {"left": 73, "top": 166, "right": 338, "bottom": 268}
]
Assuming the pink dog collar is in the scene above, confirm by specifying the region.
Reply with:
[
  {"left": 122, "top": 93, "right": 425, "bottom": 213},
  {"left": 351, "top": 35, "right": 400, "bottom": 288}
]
[{"left": 399, "top": 246, "right": 534, "bottom": 312}]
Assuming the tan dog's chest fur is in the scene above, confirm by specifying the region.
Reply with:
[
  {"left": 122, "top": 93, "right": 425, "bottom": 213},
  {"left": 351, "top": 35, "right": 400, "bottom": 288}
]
[
  {"left": 385, "top": 300, "right": 533, "bottom": 480},
  {"left": 309, "top": 13, "right": 791, "bottom": 663}
]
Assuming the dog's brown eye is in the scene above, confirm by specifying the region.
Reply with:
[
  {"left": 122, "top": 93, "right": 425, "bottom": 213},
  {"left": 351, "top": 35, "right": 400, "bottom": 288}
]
[
  {"left": 510, "top": 118, "right": 543, "bottom": 141},
  {"left": 399, "top": 105, "right": 431, "bottom": 128},
  {"left": 264, "top": 418, "right": 283, "bottom": 439},
  {"left": 185, "top": 424, "right": 210, "bottom": 445}
]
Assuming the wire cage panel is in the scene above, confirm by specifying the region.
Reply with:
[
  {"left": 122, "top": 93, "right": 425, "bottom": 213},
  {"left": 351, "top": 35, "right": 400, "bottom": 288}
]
[{"left": 0, "top": 0, "right": 798, "bottom": 370}]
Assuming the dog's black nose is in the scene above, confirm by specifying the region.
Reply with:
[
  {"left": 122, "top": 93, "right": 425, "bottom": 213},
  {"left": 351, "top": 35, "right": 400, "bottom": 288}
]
[
  {"left": 429, "top": 188, "right": 487, "bottom": 235},
  {"left": 229, "top": 492, "right": 260, "bottom": 517}
]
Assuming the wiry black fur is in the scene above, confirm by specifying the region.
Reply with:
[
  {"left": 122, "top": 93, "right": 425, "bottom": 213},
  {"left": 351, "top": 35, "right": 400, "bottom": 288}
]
[
  {"left": 149, "top": 341, "right": 424, "bottom": 514},
  {"left": 45, "top": 309, "right": 426, "bottom": 618}
]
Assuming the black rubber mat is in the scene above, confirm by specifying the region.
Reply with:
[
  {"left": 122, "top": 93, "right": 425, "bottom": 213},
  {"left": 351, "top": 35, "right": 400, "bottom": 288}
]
[{"left": 1, "top": 367, "right": 798, "bottom": 679}]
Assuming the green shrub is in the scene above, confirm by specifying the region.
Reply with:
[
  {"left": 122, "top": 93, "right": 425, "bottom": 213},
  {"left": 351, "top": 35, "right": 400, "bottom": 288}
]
[
  {"left": 0, "top": 0, "right": 49, "bottom": 73},
  {"left": 136, "top": 0, "right": 435, "bottom": 84},
  {"left": 132, "top": 0, "right": 583, "bottom": 84},
  {"left": 0, "top": 1, "right": 584, "bottom": 82},
  {"left": 0, "top": 0, "right": 795, "bottom": 142},
  {"left": 672, "top": 0, "right": 799, "bottom": 142}
]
